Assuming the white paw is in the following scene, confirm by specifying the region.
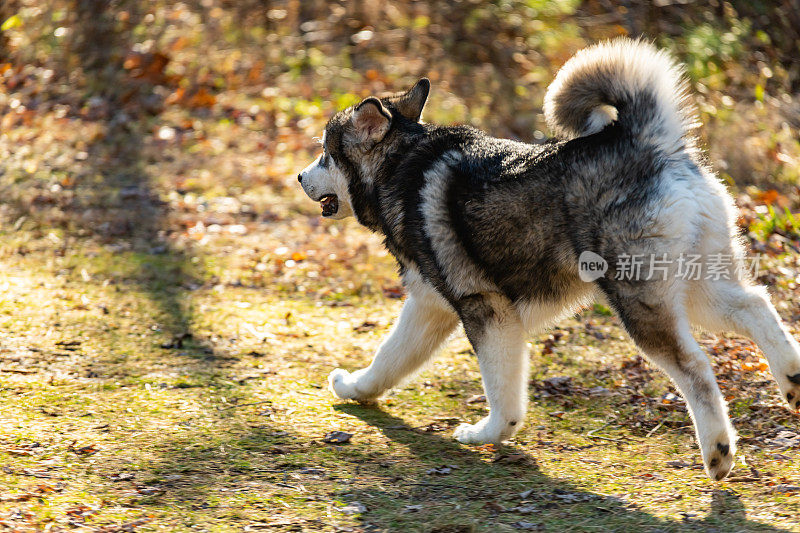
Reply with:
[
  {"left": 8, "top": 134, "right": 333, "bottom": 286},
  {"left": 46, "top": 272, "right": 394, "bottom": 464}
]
[
  {"left": 328, "top": 368, "right": 378, "bottom": 402},
  {"left": 328, "top": 368, "right": 359, "bottom": 400},
  {"left": 779, "top": 370, "right": 800, "bottom": 411},
  {"left": 700, "top": 432, "right": 737, "bottom": 481},
  {"left": 453, "top": 418, "right": 505, "bottom": 445}
]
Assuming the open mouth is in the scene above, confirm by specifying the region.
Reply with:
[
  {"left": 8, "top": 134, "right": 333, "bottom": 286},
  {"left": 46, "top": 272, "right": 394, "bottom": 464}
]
[{"left": 320, "top": 194, "right": 339, "bottom": 217}]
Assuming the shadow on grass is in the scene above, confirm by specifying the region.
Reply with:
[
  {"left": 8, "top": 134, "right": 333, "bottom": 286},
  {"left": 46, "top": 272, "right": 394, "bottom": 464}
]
[
  {"left": 72, "top": 4, "right": 196, "bottom": 343},
  {"left": 106, "top": 414, "right": 331, "bottom": 529},
  {"left": 42, "top": 3, "right": 225, "bottom": 380},
  {"left": 0, "top": 4, "right": 226, "bottom": 386},
  {"left": 336, "top": 404, "right": 788, "bottom": 533}
]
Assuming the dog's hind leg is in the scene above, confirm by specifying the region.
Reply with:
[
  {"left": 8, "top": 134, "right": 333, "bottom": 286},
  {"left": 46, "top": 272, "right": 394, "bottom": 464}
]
[
  {"left": 453, "top": 293, "right": 528, "bottom": 444},
  {"left": 605, "top": 280, "right": 736, "bottom": 481},
  {"left": 329, "top": 281, "right": 458, "bottom": 402},
  {"left": 689, "top": 279, "right": 800, "bottom": 410}
]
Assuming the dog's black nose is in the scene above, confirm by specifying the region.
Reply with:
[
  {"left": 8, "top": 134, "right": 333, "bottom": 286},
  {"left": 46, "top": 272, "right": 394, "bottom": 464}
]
[{"left": 297, "top": 174, "right": 303, "bottom": 183}]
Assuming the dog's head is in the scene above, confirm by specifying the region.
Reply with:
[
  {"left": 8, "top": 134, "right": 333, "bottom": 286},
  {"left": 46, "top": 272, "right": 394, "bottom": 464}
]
[{"left": 297, "top": 78, "right": 430, "bottom": 219}]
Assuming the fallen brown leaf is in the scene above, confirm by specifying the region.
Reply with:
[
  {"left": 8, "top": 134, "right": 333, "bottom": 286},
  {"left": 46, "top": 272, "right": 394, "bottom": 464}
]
[{"left": 322, "top": 431, "right": 353, "bottom": 444}]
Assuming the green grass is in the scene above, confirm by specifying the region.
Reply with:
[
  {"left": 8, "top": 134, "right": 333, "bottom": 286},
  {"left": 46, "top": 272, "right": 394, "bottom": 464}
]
[
  {"left": 1, "top": 230, "right": 799, "bottom": 531},
  {"left": 750, "top": 204, "right": 800, "bottom": 242}
]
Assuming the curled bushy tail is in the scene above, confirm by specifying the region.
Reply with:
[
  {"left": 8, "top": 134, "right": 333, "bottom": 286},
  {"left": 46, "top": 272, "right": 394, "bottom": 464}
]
[{"left": 543, "top": 38, "right": 697, "bottom": 153}]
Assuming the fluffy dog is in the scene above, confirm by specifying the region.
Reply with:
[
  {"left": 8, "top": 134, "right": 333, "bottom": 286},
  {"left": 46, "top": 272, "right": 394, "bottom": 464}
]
[{"left": 298, "top": 38, "right": 800, "bottom": 480}]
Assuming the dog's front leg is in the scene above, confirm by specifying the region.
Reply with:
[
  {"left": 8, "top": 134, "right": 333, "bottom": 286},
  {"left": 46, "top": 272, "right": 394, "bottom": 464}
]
[
  {"left": 453, "top": 294, "right": 528, "bottom": 444},
  {"left": 329, "top": 288, "right": 458, "bottom": 402}
]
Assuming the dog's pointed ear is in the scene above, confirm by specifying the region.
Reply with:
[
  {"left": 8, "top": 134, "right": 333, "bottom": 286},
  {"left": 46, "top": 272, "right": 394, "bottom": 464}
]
[
  {"left": 391, "top": 78, "right": 430, "bottom": 122},
  {"left": 352, "top": 97, "right": 391, "bottom": 143}
]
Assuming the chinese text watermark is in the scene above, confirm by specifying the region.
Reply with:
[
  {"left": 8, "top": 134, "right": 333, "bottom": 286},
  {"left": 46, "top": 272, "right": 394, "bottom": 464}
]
[{"left": 579, "top": 252, "right": 762, "bottom": 282}]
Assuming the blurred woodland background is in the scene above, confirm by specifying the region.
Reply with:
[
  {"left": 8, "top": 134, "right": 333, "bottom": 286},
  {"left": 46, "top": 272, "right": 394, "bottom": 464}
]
[
  {"left": 2, "top": 0, "right": 800, "bottom": 221},
  {"left": 1, "top": 0, "right": 800, "bottom": 255},
  {"left": 2, "top": 1, "right": 800, "bottom": 532}
]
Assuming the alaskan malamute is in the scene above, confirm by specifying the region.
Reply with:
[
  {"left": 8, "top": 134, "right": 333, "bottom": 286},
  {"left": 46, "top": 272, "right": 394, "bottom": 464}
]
[{"left": 298, "top": 38, "right": 800, "bottom": 480}]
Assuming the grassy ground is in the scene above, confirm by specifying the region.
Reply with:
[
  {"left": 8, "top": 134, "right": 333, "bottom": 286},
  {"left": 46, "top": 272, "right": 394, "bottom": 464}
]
[
  {"left": 2, "top": 1, "right": 800, "bottom": 531},
  {"left": 1, "top": 109, "right": 799, "bottom": 532}
]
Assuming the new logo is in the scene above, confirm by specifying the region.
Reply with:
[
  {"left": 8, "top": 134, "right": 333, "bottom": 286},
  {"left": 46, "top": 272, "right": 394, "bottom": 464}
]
[{"left": 578, "top": 251, "right": 608, "bottom": 282}]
